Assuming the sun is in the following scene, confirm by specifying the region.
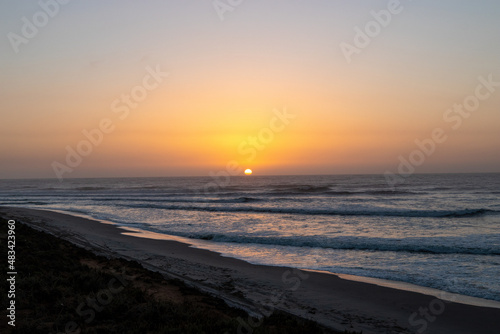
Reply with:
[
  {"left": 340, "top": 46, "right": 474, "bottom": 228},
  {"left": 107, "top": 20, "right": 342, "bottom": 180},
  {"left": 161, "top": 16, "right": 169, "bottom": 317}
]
[{"left": 244, "top": 169, "right": 253, "bottom": 175}]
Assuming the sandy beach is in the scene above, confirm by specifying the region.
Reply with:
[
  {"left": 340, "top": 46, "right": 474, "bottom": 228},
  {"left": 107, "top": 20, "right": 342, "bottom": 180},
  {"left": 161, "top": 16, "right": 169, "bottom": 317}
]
[{"left": 2, "top": 206, "right": 500, "bottom": 334}]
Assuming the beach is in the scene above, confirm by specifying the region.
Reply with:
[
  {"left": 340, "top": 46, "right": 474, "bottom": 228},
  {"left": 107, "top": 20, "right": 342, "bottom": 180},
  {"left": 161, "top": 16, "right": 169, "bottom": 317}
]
[{"left": 2, "top": 206, "right": 499, "bottom": 334}]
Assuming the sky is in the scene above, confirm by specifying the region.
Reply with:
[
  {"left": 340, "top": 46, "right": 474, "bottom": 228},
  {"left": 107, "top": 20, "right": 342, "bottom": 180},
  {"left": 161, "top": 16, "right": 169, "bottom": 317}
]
[{"left": 1, "top": 0, "right": 499, "bottom": 179}]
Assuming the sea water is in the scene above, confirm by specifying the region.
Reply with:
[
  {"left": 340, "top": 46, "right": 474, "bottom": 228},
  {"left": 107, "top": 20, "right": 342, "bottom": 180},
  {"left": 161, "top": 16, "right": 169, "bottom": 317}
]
[{"left": 1, "top": 173, "right": 499, "bottom": 302}]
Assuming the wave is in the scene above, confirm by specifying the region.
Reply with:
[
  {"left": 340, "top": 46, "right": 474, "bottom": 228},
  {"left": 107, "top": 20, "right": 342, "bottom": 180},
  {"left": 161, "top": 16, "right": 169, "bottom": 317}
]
[
  {"left": 324, "top": 190, "right": 419, "bottom": 196},
  {"left": 121, "top": 203, "right": 497, "bottom": 218},
  {"left": 443, "top": 208, "right": 495, "bottom": 217},
  {"left": 39, "top": 186, "right": 108, "bottom": 191},
  {"left": 26, "top": 201, "right": 49, "bottom": 205},
  {"left": 172, "top": 233, "right": 500, "bottom": 256},
  {"left": 213, "top": 197, "right": 261, "bottom": 203},
  {"left": 75, "top": 187, "right": 108, "bottom": 191},
  {"left": 24, "top": 184, "right": 434, "bottom": 198},
  {"left": 265, "top": 186, "right": 420, "bottom": 196},
  {"left": 270, "top": 185, "right": 333, "bottom": 193},
  {"left": 95, "top": 196, "right": 262, "bottom": 204},
  {"left": 0, "top": 200, "right": 49, "bottom": 206}
]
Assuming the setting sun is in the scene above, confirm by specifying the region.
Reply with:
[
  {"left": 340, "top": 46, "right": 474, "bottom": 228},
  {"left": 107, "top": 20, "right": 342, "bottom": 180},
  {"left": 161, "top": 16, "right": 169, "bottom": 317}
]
[{"left": 244, "top": 169, "right": 253, "bottom": 175}]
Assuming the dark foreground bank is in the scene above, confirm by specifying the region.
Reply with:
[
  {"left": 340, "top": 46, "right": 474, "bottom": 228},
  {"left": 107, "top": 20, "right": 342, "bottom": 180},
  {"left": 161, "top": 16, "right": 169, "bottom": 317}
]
[{"left": 0, "top": 217, "right": 345, "bottom": 334}]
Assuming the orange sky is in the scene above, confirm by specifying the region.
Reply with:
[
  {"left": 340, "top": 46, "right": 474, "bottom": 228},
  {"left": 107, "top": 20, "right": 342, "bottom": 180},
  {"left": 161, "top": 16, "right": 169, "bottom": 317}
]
[{"left": 1, "top": 1, "right": 499, "bottom": 179}]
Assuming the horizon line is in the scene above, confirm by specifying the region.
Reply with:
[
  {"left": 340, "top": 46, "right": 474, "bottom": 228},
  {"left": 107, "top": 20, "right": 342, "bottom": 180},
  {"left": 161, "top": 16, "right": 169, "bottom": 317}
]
[{"left": 1, "top": 171, "right": 499, "bottom": 182}]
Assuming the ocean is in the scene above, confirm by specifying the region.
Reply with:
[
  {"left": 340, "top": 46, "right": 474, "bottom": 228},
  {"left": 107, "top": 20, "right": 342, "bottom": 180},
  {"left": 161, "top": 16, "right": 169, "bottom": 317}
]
[{"left": 1, "top": 173, "right": 499, "bottom": 303}]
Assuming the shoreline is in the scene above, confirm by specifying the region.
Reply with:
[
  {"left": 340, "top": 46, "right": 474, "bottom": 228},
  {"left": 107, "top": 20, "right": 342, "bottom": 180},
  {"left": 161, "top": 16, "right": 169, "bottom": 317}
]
[
  {"left": 1, "top": 214, "right": 332, "bottom": 333},
  {"left": 19, "top": 206, "right": 500, "bottom": 309},
  {"left": 121, "top": 221, "right": 500, "bottom": 310},
  {"left": 2, "top": 206, "right": 500, "bottom": 334}
]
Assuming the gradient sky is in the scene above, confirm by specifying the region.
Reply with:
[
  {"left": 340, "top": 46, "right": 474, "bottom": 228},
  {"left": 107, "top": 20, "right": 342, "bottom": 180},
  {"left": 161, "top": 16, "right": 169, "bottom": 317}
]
[{"left": 1, "top": 0, "right": 499, "bottom": 179}]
